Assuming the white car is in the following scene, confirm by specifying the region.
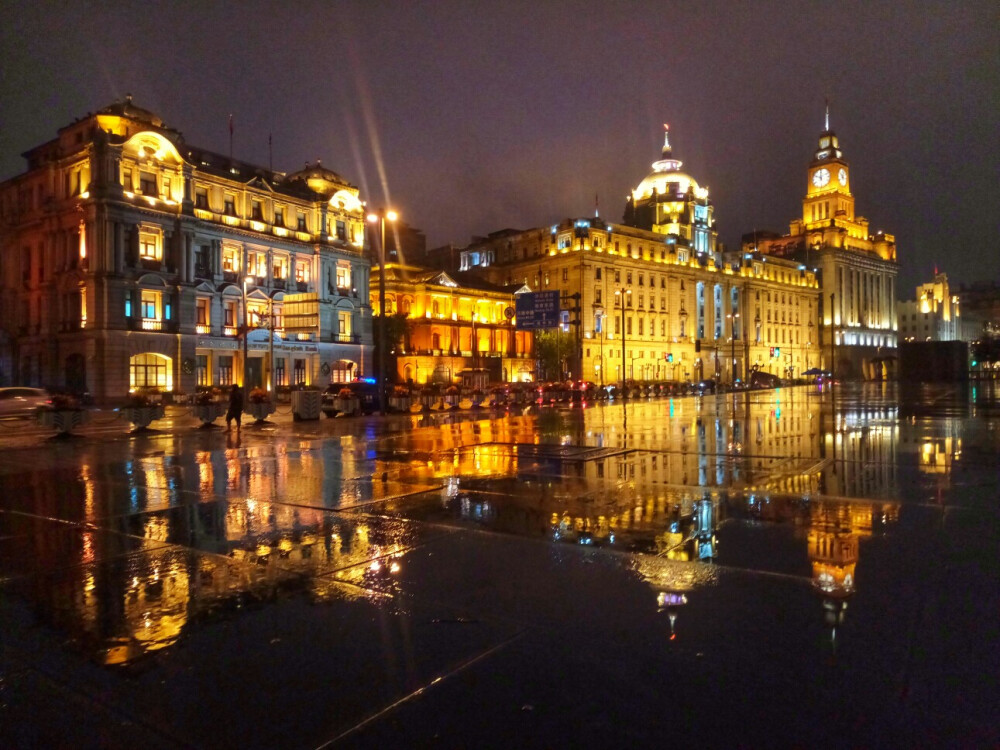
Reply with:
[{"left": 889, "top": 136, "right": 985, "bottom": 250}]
[{"left": 0, "top": 387, "right": 51, "bottom": 417}]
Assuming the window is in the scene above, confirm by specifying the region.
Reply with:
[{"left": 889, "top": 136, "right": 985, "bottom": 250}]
[
  {"left": 557, "top": 234, "right": 571, "bottom": 250},
  {"left": 218, "top": 355, "right": 234, "bottom": 386},
  {"left": 139, "top": 171, "right": 156, "bottom": 195},
  {"left": 140, "top": 291, "right": 161, "bottom": 329},
  {"left": 249, "top": 251, "right": 267, "bottom": 278},
  {"left": 224, "top": 301, "right": 237, "bottom": 328},
  {"left": 222, "top": 245, "right": 241, "bottom": 273},
  {"left": 275, "top": 358, "right": 287, "bottom": 387},
  {"left": 638, "top": 318, "right": 644, "bottom": 335},
  {"left": 293, "top": 358, "right": 306, "bottom": 385},
  {"left": 273, "top": 256, "right": 288, "bottom": 280},
  {"left": 124, "top": 291, "right": 132, "bottom": 318},
  {"left": 336, "top": 265, "right": 351, "bottom": 289},
  {"left": 130, "top": 353, "right": 171, "bottom": 389},
  {"left": 639, "top": 274, "right": 644, "bottom": 286},
  {"left": 614, "top": 270, "right": 620, "bottom": 283},
  {"left": 595, "top": 288, "right": 602, "bottom": 304},
  {"left": 122, "top": 168, "right": 133, "bottom": 191},
  {"left": 336, "top": 220, "right": 346, "bottom": 240},
  {"left": 297, "top": 212, "right": 307, "bottom": 231},
  {"left": 251, "top": 200, "right": 263, "bottom": 221},
  {"left": 223, "top": 195, "right": 236, "bottom": 216},
  {"left": 194, "top": 246, "right": 211, "bottom": 277},
  {"left": 626, "top": 271, "right": 632, "bottom": 284},
  {"left": 338, "top": 311, "right": 352, "bottom": 339},
  {"left": 274, "top": 206, "right": 285, "bottom": 226},
  {"left": 562, "top": 268, "right": 568, "bottom": 282},
  {"left": 295, "top": 261, "right": 309, "bottom": 283},
  {"left": 626, "top": 317, "right": 632, "bottom": 335},
  {"left": 196, "top": 298, "right": 210, "bottom": 328},
  {"left": 195, "top": 187, "right": 209, "bottom": 209},
  {"left": 139, "top": 229, "right": 161, "bottom": 261},
  {"left": 196, "top": 355, "right": 209, "bottom": 386},
  {"left": 595, "top": 267, "right": 602, "bottom": 280}
]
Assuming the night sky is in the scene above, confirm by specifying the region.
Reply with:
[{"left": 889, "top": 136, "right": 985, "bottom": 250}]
[{"left": 2, "top": 1, "right": 996, "bottom": 293}]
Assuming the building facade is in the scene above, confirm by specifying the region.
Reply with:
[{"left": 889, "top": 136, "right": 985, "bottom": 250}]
[
  {"left": 371, "top": 263, "right": 534, "bottom": 384},
  {"left": 897, "top": 272, "right": 981, "bottom": 343},
  {"left": 460, "top": 130, "right": 820, "bottom": 384},
  {"left": 748, "top": 110, "right": 899, "bottom": 379},
  {"left": 0, "top": 98, "right": 372, "bottom": 401}
]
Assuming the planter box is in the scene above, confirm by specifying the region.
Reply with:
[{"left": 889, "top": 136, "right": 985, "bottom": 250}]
[
  {"left": 388, "top": 396, "right": 412, "bottom": 413},
  {"left": 245, "top": 401, "right": 276, "bottom": 423},
  {"left": 192, "top": 402, "right": 225, "bottom": 425},
  {"left": 292, "top": 390, "right": 322, "bottom": 421},
  {"left": 38, "top": 409, "right": 89, "bottom": 435},
  {"left": 334, "top": 397, "right": 360, "bottom": 416},
  {"left": 123, "top": 405, "right": 165, "bottom": 430}
]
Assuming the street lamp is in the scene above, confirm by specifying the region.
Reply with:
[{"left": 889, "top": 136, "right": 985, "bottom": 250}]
[
  {"left": 242, "top": 277, "right": 250, "bottom": 389},
  {"left": 367, "top": 208, "right": 398, "bottom": 415},
  {"left": 614, "top": 288, "right": 631, "bottom": 400},
  {"left": 727, "top": 312, "right": 740, "bottom": 384}
]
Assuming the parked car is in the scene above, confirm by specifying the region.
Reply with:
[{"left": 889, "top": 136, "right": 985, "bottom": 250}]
[{"left": 0, "top": 387, "right": 51, "bottom": 417}]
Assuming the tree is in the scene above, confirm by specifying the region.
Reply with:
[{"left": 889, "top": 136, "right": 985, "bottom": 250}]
[
  {"left": 533, "top": 329, "right": 573, "bottom": 381},
  {"left": 372, "top": 312, "right": 412, "bottom": 385}
]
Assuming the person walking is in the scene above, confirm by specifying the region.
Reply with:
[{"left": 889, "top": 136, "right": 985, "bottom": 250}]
[{"left": 226, "top": 384, "right": 244, "bottom": 431}]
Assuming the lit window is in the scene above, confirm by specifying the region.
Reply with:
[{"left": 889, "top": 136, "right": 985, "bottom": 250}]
[
  {"left": 273, "top": 256, "right": 288, "bottom": 280},
  {"left": 336, "top": 265, "right": 351, "bottom": 289},
  {"left": 295, "top": 261, "right": 309, "bottom": 283},
  {"left": 249, "top": 251, "right": 267, "bottom": 278},
  {"left": 139, "top": 229, "right": 161, "bottom": 261},
  {"left": 222, "top": 245, "right": 241, "bottom": 273}
]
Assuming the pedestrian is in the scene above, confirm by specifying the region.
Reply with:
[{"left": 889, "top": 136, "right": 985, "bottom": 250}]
[{"left": 226, "top": 384, "right": 244, "bottom": 431}]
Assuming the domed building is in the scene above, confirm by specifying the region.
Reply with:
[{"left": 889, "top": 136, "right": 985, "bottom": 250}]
[{"left": 623, "top": 125, "right": 718, "bottom": 263}]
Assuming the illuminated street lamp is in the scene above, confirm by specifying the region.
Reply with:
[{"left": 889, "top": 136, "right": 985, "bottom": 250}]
[
  {"left": 367, "top": 208, "right": 398, "bottom": 415},
  {"left": 727, "top": 312, "right": 740, "bottom": 384},
  {"left": 614, "top": 288, "right": 631, "bottom": 400},
  {"left": 242, "top": 277, "right": 250, "bottom": 388}
]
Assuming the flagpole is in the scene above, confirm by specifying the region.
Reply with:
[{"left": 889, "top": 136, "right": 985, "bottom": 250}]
[{"left": 228, "top": 114, "right": 233, "bottom": 161}]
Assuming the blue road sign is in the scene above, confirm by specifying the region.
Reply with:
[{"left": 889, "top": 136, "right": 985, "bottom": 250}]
[{"left": 515, "top": 290, "right": 560, "bottom": 329}]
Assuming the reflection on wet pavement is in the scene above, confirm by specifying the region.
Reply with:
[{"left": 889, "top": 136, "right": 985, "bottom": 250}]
[{"left": 1, "top": 383, "right": 998, "bottom": 747}]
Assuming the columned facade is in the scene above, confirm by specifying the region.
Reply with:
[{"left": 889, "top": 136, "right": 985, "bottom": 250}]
[{"left": 0, "top": 98, "right": 373, "bottom": 401}]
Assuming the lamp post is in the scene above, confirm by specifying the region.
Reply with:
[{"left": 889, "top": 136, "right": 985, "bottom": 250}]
[
  {"left": 367, "top": 208, "right": 398, "bottom": 415},
  {"left": 242, "top": 277, "right": 250, "bottom": 389},
  {"left": 829, "top": 292, "right": 836, "bottom": 382},
  {"left": 614, "top": 288, "right": 631, "bottom": 400},
  {"left": 727, "top": 312, "right": 740, "bottom": 385}
]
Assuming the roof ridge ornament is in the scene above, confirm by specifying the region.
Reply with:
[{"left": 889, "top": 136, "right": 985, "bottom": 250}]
[{"left": 824, "top": 98, "right": 830, "bottom": 132}]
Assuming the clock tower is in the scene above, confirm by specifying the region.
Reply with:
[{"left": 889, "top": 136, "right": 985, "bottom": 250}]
[{"left": 803, "top": 104, "right": 858, "bottom": 232}]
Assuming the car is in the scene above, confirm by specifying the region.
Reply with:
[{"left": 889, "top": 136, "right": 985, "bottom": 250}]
[{"left": 0, "top": 387, "right": 51, "bottom": 417}]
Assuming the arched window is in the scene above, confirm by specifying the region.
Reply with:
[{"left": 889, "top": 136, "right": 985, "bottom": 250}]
[{"left": 129, "top": 353, "right": 172, "bottom": 390}]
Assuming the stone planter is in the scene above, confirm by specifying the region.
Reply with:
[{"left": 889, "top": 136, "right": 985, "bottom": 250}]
[
  {"left": 334, "top": 397, "right": 360, "bottom": 416},
  {"left": 292, "top": 390, "right": 323, "bottom": 421},
  {"left": 388, "top": 396, "right": 412, "bottom": 413},
  {"left": 38, "top": 408, "right": 89, "bottom": 436},
  {"left": 192, "top": 402, "right": 225, "bottom": 427},
  {"left": 123, "top": 405, "right": 165, "bottom": 431},
  {"left": 245, "top": 400, "right": 276, "bottom": 423}
]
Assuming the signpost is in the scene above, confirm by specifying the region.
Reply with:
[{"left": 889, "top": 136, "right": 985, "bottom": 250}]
[{"left": 515, "top": 291, "right": 560, "bottom": 330}]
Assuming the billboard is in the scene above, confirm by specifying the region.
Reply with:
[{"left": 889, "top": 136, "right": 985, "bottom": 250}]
[{"left": 515, "top": 290, "right": 560, "bottom": 329}]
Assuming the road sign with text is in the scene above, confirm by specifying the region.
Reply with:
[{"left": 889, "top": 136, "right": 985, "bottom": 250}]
[{"left": 515, "top": 291, "right": 560, "bottom": 329}]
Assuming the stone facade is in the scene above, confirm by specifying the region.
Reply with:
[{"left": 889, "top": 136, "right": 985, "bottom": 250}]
[{"left": 0, "top": 98, "right": 372, "bottom": 402}]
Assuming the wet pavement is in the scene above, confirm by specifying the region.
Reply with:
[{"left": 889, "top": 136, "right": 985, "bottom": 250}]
[{"left": 0, "top": 383, "right": 997, "bottom": 748}]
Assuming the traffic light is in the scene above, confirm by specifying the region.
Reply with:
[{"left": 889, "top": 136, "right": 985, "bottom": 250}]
[
  {"left": 775, "top": 347, "right": 781, "bottom": 357},
  {"left": 769, "top": 346, "right": 775, "bottom": 357},
  {"left": 666, "top": 352, "right": 673, "bottom": 363}
]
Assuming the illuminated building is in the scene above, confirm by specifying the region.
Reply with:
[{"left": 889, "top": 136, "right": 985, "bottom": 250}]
[
  {"left": 745, "top": 107, "right": 899, "bottom": 379},
  {"left": 0, "top": 97, "right": 372, "bottom": 399},
  {"left": 371, "top": 263, "right": 535, "bottom": 384},
  {"left": 460, "top": 128, "right": 820, "bottom": 383},
  {"left": 897, "top": 272, "right": 981, "bottom": 342}
]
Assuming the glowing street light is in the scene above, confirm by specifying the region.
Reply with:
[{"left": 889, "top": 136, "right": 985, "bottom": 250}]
[
  {"left": 614, "top": 288, "right": 631, "bottom": 400},
  {"left": 367, "top": 208, "right": 398, "bottom": 415}
]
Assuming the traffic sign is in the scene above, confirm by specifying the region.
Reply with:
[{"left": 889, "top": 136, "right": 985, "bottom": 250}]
[{"left": 515, "top": 291, "right": 560, "bottom": 329}]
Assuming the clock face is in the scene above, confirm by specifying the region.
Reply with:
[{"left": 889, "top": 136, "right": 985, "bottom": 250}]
[
  {"left": 812, "top": 168, "right": 830, "bottom": 188},
  {"left": 838, "top": 168, "right": 848, "bottom": 186}
]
